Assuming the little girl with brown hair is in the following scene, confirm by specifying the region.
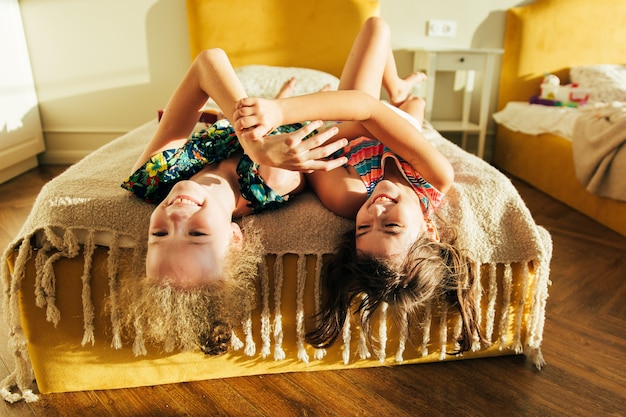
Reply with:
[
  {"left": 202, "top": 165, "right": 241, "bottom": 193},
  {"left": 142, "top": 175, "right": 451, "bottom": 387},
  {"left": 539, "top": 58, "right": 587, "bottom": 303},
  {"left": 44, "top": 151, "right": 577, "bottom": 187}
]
[{"left": 234, "top": 17, "right": 482, "bottom": 353}]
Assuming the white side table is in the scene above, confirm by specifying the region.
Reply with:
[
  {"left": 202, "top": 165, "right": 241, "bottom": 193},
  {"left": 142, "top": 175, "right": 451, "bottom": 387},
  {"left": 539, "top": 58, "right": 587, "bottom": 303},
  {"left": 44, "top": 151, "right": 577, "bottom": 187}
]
[{"left": 412, "top": 48, "right": 502, "bottom": 159}]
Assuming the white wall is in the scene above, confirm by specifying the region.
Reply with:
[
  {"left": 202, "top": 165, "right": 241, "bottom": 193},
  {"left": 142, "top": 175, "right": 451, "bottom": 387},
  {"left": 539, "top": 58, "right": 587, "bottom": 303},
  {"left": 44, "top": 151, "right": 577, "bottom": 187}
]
[
  {"left": 382, "top": 0, "right": 533, "bottom": 50},
  {"left": 18, "top": 0, "right": 533, "bottom": 163},
  {"left": 19, "top": 0, "right": 190, "bottom": 163},
  {"left": 0, "top": 0, "right": 45, "bottom": 183}
]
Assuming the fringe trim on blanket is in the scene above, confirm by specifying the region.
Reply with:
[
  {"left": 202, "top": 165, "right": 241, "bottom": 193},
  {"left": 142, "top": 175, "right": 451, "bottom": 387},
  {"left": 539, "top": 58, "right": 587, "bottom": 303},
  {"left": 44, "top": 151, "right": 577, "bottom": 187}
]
[
  {"left": 499, "top": 264, "right": 514, "bottom": 348},
  {"left": 313, "top": 256, "right": 326, "bottom": 361},
  {"left": 356, "top": 297, "right": 371, "bottom": 361},
  {"left": 272, "top": 254, "right": 285, "bottom": 361},
  {"left": 438, "top": 302, "right": 448, "bottom": 360},
  {"left": 514, "top": 263, "right": 530, "bottom": 354},
  {"left": 1, "top": 227, "right": 144, "bottom": 402},
  {"left": 485, "top": 263, "right": 498, "bottom": 343},
  {"left": 295, "top": 255, "right": 309, "bottom": 364},
  {"left": 259, "top": 260, "right": 271, "bottom": 359},
  {"left": 107, "top": 234, "right": 122, "bottom": 350},
  {"left": 80, "top": 230, "right": 96, "bottom": 346},
  {"left": 2, "top": 232, "right": 551, "bottom": 402},
  {"left": 395, "top": 311, "right": 408, "bottom": 362},
  {"left": 131, "top": 244, "right": 147, "bottom": 356},
  {"left": 357, "top": 325, "right": 371, "bottom": 360},
  {"left": 342, "top": 312, "right": 351, "bottom": 365},
  {"left": 1, "top": 235, "right": 38, "bottom": 403},
  {"left": 525, "top": 255, "right": 552, "bottom": 369},
  {"left": 242, "top": 314, "right": 255, "bottom": 355},
  {"left": 471, "top": 261, "right": 483, "bottom": 351},
  {"left": 376, "top": 303, "right": 388, "bottom": 362},
  {"left": 419, "top": 300, "right": 432, "bottom": 357}
]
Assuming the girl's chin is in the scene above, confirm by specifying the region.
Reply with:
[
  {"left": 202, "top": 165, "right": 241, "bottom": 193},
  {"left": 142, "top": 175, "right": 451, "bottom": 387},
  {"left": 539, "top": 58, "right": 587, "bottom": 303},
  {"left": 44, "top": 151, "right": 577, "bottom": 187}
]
[
  {"left": 167, "top": 181, "right": 207, "bottom": 200},
  {"left": 369, "top": 180, "right": 399, "bottom": 197}
]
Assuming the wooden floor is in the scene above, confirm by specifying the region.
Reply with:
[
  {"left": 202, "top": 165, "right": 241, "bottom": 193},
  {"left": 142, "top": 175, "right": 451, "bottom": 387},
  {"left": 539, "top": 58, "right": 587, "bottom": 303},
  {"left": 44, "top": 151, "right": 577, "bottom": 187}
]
[{"left": 1, "top": 164, "right": 625, "bottom": 417}]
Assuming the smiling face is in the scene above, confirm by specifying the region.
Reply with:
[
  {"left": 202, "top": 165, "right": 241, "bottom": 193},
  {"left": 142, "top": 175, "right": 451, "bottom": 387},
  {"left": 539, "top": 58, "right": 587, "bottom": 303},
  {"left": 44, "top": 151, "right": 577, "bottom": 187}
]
[
  {"left": 355, "top": 179, "right": 429, "bottom": 264},
  {"left": 146, "top": 180, "right": 242, "bottom": 289}
]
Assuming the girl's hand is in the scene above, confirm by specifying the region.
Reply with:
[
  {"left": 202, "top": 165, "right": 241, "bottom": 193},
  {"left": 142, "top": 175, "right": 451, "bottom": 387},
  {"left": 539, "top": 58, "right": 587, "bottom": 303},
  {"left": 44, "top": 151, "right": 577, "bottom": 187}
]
[
  {"left": 239, "top": 120, "right": 349, "bottom": 173},
  {"left": 233, "top": 97, "right": 283, "bottom": 141}
]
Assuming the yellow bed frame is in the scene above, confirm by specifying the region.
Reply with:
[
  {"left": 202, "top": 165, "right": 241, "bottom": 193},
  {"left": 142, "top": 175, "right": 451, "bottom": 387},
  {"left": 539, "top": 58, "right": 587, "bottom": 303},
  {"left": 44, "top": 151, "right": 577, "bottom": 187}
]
[
  {"left": 494, "top": 0, "right": 626, "bottom": 237},
  {"left": 186, "top": 0, "right": 379, "bottom": 78},
  {"left": 2, "top": 0, "right": 551, "bottom": 400}
]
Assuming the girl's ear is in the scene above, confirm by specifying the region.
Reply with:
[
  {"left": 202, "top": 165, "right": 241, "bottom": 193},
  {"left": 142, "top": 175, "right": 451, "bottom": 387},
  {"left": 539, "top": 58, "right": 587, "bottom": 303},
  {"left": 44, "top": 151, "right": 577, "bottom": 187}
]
[{"left": 230, "top": 222, "right": 244, "bottom": 249}]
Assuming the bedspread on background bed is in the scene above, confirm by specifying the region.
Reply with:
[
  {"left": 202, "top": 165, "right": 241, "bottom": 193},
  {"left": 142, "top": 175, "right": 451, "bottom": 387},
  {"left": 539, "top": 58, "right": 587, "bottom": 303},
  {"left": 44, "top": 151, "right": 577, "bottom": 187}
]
[
  {"left": 492, "top": 102, "right": 581, "bottom": 139},
  {"left": 493, "top": 101, "right": 626, "bottom": 202},
  {"left": 572, "top": 104, "right": 626, "bottom": 201}
]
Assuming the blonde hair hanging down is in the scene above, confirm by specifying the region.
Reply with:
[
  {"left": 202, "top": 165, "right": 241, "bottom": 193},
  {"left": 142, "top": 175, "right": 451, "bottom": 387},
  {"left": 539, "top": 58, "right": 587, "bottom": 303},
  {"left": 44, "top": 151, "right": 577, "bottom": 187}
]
[{"left": 115, "top": 224, "right": 264, "bottom": 356}]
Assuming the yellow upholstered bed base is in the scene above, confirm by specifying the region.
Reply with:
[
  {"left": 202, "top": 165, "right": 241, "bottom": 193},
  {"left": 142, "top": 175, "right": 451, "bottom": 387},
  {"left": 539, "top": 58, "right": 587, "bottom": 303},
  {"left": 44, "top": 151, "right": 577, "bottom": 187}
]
[
  {"left": 494, "top": 0, "right": 626, "bottom": 237},
  {"left": 186, "top": 0, "right": 380, "bottom": 78},
  {"left": 11, "top": 249, "right": 537, "bottom": 394}
]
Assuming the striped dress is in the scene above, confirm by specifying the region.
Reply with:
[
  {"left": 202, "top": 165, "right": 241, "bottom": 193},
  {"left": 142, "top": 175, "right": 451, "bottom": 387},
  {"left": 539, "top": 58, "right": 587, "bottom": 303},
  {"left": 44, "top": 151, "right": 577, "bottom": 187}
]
[{"left": 339, "top": 137, "right": 444, "bottom": 217}]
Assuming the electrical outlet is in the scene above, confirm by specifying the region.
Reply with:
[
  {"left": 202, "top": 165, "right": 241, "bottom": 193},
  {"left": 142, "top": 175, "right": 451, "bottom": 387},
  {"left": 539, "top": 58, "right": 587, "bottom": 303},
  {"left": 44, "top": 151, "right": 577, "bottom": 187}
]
[{"left": 427, "top": 20, "right": 457, "bottom": 38}]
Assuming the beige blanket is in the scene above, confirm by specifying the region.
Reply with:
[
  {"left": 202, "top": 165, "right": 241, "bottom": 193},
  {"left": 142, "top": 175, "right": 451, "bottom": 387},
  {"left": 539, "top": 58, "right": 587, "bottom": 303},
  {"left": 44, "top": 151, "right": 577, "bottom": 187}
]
[
  {"left": 572, "top": 104, "right": 626, "bottom": 202},
  {"left": 1, "top": 119, "right": 552, "bottom": 402},
  {"left": 3, "top": 119, "right": 551, "bottom": 263}
]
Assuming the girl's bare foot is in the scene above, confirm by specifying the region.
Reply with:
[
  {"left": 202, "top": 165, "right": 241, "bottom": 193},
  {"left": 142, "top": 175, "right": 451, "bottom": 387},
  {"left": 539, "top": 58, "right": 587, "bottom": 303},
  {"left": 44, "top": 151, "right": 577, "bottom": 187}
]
[
  {"left": 389, "top": 71, "right": 427, "bottom": 107},
  {"left": 276, "top": 77, "right": 297, "bottom": 98},
  {"left": 319, "top": 83, "right": 332, "bottom": 92}
]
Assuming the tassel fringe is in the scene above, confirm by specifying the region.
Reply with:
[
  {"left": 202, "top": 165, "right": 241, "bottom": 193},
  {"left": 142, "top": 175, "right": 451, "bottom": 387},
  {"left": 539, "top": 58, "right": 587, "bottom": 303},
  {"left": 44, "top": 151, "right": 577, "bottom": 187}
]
[
  {"left": 272, "top": 255, "right": 285, "bottom": 361},
  {"left": 2, "top": 226, "right": 550, "bottom": 402},
  {"left": 80, "top": 230, "right": 96, "bottom": 347},
  {"left": 259, "top": 260, "right": 272, "bottom": 359},
  {"left": 295, "top": 256, "right": 309, "bottom": 364}
]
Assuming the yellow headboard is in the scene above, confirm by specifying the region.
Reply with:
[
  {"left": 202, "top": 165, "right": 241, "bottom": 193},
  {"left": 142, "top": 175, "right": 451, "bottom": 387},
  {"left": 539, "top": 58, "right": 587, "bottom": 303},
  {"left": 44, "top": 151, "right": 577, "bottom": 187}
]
[
  {"left": 185, "top": 0, "right": 380, "bottom": 78},
  {"left": 498, "top": 0, "right": 626, "bottom": 110}
]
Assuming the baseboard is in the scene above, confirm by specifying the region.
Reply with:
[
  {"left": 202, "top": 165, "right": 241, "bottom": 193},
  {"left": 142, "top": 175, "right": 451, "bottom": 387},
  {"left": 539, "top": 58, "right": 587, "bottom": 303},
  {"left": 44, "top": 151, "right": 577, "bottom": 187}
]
[
  {"left": 0, "top": 156, "right": 39, "bottom": 185},
  {"left": 40, "top": 128, "right": 133, "bottom": 165},
  {"left": 38, "top": 150, "right": 93, "bottom": 165}
]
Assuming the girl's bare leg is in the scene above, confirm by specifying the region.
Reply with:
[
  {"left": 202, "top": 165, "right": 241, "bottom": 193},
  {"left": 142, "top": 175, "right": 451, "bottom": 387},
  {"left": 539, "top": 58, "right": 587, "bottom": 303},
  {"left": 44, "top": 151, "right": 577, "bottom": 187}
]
[
  {"left": 338, "top": 17, "right": 389, "bottom": 96},
  {"left": 133, "top": 48, "right": 246, "bottom": 171},
  {"left": 338, "top": 17, "right": 425, "bottom": 109},
  {"left": 211, "top": 76, "right": 298, "bottom": 121},
  {"left": 387, "top": 72, "right": 427, "bottom": 107},
  {"left": 156, "top": 48, "right": 245, "bottom": 142},
  {"left": 398, "top": 94, "right": 426, "bottom": 125},
  {"left": 276, "top": 78, "right": 331, "bottom": 99},
  {"left": 134, "top": 49, "right": 304, "bottom": 197},
  {"left": 275, "top": 77, "right": 297, "bottom": 98}
]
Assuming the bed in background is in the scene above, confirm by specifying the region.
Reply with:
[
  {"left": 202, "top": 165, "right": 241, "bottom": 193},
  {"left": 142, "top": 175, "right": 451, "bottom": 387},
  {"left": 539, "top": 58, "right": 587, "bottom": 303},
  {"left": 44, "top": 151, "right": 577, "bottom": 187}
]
[
  {"left": 493, "top": 0, "right": 626, "bottom": 237},
  {"left": 1, "top": 0, "right": 552, "bottom": 403}
]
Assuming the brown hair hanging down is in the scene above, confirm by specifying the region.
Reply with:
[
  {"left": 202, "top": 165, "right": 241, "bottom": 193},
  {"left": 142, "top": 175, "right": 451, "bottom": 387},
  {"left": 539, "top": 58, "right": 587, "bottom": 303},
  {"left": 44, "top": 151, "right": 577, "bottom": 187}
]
[{"left": 306, "top": 225, "right": 484, "bottom": 354}]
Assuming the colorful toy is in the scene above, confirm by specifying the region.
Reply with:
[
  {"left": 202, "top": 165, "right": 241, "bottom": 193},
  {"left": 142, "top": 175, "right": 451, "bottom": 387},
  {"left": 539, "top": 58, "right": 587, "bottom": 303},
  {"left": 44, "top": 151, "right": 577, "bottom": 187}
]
[{"left": 531, "top": 73, "right": 591, "bottom": 107}]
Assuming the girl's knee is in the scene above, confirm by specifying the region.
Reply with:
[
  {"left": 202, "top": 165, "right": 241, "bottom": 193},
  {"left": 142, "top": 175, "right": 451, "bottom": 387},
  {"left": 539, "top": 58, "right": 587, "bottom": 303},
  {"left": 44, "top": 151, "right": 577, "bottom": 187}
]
[
  {"left": 364, "top": 16, "right": 390, "bottom": 37},
  {"left": 413, "top": 96, "right": 426, "bottom": 110},
  {"left": 400, "top": 96, "right": 426, "bottom": 120},
  {"left": 365, "top": 16, "right": 388, "bottom": 30},
  {"left": 194, "top": 48, "right": 227, "bottom": 68}
]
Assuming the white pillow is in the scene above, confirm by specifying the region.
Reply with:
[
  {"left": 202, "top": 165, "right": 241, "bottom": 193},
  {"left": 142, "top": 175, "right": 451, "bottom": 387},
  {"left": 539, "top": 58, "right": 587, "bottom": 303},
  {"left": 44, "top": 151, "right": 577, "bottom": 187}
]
[
  {"left": 235, "top": 65, "right": 339, "bottom": 98},
  {"left": 203, "top": 65, "right": 340, "bottom": 113},
  {"left": 570, "top": 65, "right": 626, "bottom": 102}
]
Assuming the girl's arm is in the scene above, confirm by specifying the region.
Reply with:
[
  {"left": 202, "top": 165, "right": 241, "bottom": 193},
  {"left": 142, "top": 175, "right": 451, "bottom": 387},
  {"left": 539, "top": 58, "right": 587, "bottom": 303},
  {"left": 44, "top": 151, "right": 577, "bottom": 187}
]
[
  {"left": 131, "top": 49, "right": 346, "bottom": 174},
  {"left": 235, "top": 91, "right": 454, "bottom": 193},
  {"left": 131, "top": 49, "right": 245, "bottom": 173}
]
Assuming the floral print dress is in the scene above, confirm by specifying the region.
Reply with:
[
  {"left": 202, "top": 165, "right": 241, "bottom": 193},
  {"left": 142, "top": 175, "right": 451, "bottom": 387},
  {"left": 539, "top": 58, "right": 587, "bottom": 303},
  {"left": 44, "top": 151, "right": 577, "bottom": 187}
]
[{"left": 121, "top": 119, "right": 306, "bottom": 213}]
